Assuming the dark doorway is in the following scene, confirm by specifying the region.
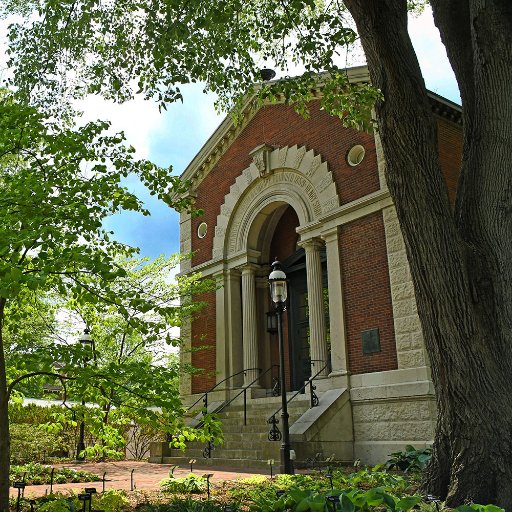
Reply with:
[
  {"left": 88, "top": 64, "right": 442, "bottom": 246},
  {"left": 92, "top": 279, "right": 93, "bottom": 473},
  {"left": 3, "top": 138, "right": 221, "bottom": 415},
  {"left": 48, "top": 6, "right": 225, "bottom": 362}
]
[{"left": 283, "top": 248, "right": 328, "bottom": 391}]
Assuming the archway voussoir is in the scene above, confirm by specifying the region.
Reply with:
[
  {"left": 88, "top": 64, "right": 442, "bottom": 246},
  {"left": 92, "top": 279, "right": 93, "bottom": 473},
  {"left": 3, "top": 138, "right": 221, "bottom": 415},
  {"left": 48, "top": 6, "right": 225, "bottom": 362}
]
[
  {"left": 298, "top": 149, "right": 317, "bottom": 175},
  {"left": 211, "top": 145, "right": 340, "bottom": 262},
  {"left": 216, "top": 214, "right": 229, "bottom": 229}
]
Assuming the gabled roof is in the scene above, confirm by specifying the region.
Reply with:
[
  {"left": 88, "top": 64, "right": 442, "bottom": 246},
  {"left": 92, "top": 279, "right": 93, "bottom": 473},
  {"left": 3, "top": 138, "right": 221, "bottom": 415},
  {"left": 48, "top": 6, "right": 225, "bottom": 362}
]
[{"left": 181, "top": 66, "right": 461, "bottom": 190}]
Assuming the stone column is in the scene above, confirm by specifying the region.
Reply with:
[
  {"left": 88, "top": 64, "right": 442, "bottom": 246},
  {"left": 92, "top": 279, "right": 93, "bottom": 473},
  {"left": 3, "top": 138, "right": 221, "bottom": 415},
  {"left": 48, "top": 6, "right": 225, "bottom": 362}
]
[
  {"left": 215, "top": 271, "right": 229, "bottom": 386},
  {"left": 241, "top": 264, "right": 260, "bottom": 386},
  {"left": 301, "top": 239, "right": 329, "bottom": 377},
  {"left": 226, "top": 268, "right": 244, "bottom": 387},
  {"left": 322, "top": 229, "right": 349, "bottom": 385}
]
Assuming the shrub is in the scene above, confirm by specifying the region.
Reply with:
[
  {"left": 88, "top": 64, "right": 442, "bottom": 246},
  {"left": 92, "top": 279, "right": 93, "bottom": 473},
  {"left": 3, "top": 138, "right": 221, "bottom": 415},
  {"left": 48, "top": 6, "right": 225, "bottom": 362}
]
[
  {"left": 160, "top": 474, "right": 207, "bottom": 494},
  {"left": 95, "top": 490, "right": 131, "bottom": 512},
  {"left": 385, "top": 445, "right": 432, "bottom": 473},
  {"left": 9, "top": 424, "right": 68, "bottom": 464},
  {"left": 37, "top": 500, "right": 72, "bottom": 512}
]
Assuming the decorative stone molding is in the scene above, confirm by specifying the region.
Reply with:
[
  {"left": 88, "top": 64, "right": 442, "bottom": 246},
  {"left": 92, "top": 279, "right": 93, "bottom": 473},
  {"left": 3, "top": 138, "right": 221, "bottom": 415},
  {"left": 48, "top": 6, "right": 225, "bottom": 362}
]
[
  {"left": 249, "top": 144, "right": 274, "bottom": 178},
  {"left": 212, "top": 145, "right": 340, "bottom": 261}
]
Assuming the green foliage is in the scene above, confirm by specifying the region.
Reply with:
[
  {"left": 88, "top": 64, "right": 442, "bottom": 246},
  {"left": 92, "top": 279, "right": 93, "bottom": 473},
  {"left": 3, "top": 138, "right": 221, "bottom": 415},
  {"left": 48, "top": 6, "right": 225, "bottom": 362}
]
[
  {"left": 138, "top": 497, "right": 235, "bottom": 512},
  {"left": 160, "top": 474, "right": 207, "bottom": 494},
  {"left": 37, "top": 499, "right": 73, "bottom": 512},
  {"left": 246, "top": 485, "right": 423, "bottom": 512},
  {"left": 94, "top": 490, "right": 131, "bottom": 512},
  {"left": 10, "top": 463, "right": 100, "bottom": 486},
  {"left": 455, "top": 506, "right": 505, "bottom": 512},
  {"left": 5, "top": 0, "right": 378, "bottom": 129},
  {"left": 9, "top": 424, "right": 68, "bottom": 464},
  {"left": 229, "top": 469, "right": 411, "bottom": 510},
  {"left": 338, "top": 466, "right": 410, "bottom": 492},
  {"left": 385, "top": 446, "right": 432, "bottom": 473}
]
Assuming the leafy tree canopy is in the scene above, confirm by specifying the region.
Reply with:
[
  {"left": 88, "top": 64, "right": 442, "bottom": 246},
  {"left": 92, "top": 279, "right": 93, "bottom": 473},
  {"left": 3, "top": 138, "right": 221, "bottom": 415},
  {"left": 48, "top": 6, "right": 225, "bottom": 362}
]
[
  {"left": 0, "top": 88, "right": 211, "bottom": 507},
  {"left": 2, "top": 0, "right": 381, "bottom": 127}
]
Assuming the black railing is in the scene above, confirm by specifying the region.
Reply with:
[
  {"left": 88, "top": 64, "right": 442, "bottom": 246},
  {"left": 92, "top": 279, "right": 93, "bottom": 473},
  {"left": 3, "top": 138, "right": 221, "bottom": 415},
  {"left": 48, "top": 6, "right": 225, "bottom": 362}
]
[
  {"left": 186, "top": 367, "right": 259, "bottom": 414},
  {"left": 267, "top": 360, "right": 330, "bottom": 442},
  {"left": 215, "top": 365, "right": 279, "bottom": 422},
  {"left": 183, "top": 365, "right": 280, "bottom": 458}
]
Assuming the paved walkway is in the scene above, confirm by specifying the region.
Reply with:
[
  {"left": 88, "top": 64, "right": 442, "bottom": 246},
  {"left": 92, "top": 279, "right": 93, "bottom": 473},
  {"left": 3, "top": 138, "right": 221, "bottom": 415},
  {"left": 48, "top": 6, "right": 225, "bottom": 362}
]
[{"left": 11, "top": 461, "right": 269, "bottom": 498}]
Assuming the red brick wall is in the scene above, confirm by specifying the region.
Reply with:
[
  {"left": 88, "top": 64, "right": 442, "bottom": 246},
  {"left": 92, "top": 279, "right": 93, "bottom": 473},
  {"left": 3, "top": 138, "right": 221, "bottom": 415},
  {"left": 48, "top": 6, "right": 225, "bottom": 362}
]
[
  {"left": 340, "top": 213, "right": 397, "bottom": 374},
  {"left": 191, "top": 101, "right": 379, "bottom": 267},
  {"left": 187, "top": 104, "right": 461, "bottom": 385},
  {"left": 191, "top": 291, "right": 216, "bottom": 393},
  {"left": 437, "top": 118, "right": 462, "bottom": 205}
]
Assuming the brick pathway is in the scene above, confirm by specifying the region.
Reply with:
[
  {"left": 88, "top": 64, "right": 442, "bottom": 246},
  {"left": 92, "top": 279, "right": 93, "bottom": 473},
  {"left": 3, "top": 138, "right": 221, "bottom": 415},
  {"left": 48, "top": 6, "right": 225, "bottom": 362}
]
[{"left": 10, "top": 461, "right": 269, "bottom": 498}]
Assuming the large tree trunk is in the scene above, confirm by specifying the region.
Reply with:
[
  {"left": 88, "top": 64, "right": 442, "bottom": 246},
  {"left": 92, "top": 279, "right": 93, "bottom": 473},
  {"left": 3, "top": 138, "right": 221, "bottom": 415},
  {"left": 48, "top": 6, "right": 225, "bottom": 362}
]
[
  {"left": 0, "top": 298, "right": 10, "bottom": 512},
  {"left": 344, "top": 0, "right": 512, "bottom": 507}
]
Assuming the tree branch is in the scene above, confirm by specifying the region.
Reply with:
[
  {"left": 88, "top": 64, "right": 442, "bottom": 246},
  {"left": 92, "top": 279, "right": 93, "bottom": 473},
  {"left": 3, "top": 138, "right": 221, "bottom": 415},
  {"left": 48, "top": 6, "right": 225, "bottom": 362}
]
[{"left": 7, "top": 371, "right": 75, "bottom": 399}]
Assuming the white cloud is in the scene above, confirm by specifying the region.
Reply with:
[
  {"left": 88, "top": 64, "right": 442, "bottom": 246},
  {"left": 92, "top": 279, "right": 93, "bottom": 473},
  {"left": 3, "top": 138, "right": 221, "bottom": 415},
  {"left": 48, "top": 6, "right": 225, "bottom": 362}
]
[{"left": 78, "top": 94, "right": 164, "bottom": 160}]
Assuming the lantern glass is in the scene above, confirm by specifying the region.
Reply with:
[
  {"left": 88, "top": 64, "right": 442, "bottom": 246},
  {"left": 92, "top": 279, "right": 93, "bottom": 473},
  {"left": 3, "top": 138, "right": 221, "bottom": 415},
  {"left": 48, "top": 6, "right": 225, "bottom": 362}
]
[
  {"left": 79, "top": 328, "right": 92, "bottom": 346},
  {"left": 269, "top": 260, "right": 288, "bottom": 304},
  {"left": 270, "top": 279, "right": 287, "bottom": 304},
  {"left": 266, "top": 312, "right": 278, "bottom": 333}
]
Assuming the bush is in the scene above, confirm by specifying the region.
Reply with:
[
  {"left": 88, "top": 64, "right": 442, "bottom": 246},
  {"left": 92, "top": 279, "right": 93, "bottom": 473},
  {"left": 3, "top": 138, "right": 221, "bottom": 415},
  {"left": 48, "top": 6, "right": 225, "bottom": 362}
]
[
  {"left": 160, "top": 474, "right": 207, "bottom": 494},
  {"left": 95, "top": 490, "right": 130, "bottom": 512},
  {"left": 385, "top": 445, "right": 432, "bottom": 473},
  {"left": 9, "top": 424, "right": 69, "bottom": 464},
  {"left": 37, "top": 500, "right": 72, "bottom": 512}
]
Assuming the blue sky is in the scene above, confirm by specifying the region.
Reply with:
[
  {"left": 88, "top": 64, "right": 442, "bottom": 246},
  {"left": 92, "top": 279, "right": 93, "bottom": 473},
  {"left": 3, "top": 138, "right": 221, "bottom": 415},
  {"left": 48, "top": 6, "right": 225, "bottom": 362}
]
[{"left": 91, "top": 7, "right": 460, "bottom": 260}]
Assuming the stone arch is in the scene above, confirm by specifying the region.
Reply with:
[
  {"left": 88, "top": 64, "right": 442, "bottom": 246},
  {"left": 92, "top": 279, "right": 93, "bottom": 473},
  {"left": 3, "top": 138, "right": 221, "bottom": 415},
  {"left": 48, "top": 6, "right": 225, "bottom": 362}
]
[{"left": 212, "top": 145, "right": 340, "bottom": 261}]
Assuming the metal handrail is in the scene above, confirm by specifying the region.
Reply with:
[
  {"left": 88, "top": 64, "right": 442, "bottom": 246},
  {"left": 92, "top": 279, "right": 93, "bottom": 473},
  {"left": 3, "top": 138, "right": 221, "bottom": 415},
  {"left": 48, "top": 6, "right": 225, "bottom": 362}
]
[
  {"left": 185, "top": 367, "right": 261, "bottom": 414},
  {"left": 267, "top": 360, "right": 330, "bottom": 423},
  {"left": 216, "top": 364, "right": 280, "bottom": 424}
]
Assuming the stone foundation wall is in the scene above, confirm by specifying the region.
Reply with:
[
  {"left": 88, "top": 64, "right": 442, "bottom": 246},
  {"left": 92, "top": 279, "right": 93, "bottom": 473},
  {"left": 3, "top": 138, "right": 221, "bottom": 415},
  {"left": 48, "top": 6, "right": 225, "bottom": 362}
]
[{"left": 350, "top": 367, "right": 436, "bottom": 465}]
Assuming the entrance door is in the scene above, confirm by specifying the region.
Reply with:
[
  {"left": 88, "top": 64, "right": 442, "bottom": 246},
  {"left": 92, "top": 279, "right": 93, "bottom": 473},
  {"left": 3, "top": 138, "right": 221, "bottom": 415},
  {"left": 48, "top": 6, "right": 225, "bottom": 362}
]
[
  {"left": 284, "top": 248, "right": 329, "bottom": 391},
  {"left": 288, "top": 269, "right": 310, "bottom": 390}
]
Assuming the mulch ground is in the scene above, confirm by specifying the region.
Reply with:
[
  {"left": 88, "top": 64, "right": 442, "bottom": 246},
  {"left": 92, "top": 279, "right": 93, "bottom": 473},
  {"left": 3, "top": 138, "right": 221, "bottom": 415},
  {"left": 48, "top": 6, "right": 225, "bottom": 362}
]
[{"left": 10, "top": 460, "right": 269, "bottom": 498}]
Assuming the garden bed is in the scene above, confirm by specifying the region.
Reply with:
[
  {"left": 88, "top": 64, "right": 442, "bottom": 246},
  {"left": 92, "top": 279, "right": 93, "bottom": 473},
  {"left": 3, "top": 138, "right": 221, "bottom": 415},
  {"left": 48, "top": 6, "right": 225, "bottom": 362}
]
[{"left": 10, "top": 463, "right": 101, "bottom": 486}]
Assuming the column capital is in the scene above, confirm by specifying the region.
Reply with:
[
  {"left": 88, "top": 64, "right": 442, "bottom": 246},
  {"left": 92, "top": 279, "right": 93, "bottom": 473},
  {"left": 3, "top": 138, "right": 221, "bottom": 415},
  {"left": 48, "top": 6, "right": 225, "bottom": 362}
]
[
  {"left": 240, "top": 263, "right": 260, "bottom": 275},
  {"left": 321, "top": 228, "right": 339, "bottom": 244},
  {"left": 226, "top": 267, "right": 241, "bottom": 279},
  {"left": 298, "top": 237, "right": 324, "bottom": 252},
  {"left": 256, "top": 275, "right": 270, "bottom": 288}
]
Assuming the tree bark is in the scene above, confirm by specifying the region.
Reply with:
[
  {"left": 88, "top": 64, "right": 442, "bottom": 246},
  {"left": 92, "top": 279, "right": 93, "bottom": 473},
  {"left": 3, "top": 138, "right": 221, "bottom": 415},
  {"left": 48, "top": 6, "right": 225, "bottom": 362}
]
[
  {"left": 0, "top": 298, "right": 10, "bottom": 512},
  {"left": 344, "top": 0, "right": 512, "bottom": 507}
]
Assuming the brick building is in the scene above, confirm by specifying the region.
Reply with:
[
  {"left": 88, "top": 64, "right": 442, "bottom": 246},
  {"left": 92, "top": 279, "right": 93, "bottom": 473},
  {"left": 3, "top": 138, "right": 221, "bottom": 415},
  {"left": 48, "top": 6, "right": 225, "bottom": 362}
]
[{"left": 177, "top": 66, "right": 462, "bottom": 466}]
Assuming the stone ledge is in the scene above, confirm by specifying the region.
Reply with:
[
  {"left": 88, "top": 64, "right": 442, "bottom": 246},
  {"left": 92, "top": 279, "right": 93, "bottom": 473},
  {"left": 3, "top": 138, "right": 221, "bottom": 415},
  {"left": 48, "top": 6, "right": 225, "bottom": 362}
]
[
  {"left": 350, "top": 366, "right": 431, "bottom": 388},
  {"left": 350, "top": 380, "right": 434, "bottom": 401}
]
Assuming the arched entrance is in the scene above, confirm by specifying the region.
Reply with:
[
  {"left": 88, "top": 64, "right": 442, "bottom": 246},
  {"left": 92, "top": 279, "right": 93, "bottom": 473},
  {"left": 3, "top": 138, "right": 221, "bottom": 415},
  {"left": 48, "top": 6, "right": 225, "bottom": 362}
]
[{"left": 210, "top": 144, "right": 345, "bottom": 391}]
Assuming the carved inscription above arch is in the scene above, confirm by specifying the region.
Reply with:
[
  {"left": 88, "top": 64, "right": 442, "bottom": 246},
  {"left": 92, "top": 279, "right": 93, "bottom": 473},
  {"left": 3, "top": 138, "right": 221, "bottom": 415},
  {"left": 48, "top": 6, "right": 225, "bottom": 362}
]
[{"left": 212, "top": 145, "right": 340, "bottom": 261}]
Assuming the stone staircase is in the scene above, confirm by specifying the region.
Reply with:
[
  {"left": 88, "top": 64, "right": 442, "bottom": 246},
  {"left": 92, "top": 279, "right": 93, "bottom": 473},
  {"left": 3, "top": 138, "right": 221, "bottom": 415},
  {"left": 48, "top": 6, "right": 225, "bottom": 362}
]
[{"left": 160, "top": 393, "right": 313, "bottom": 470}]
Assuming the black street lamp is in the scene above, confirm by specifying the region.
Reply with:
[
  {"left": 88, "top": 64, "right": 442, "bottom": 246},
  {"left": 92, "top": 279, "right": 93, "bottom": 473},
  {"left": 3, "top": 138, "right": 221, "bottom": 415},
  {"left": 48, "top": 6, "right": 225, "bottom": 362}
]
[
  {"left": 269, "top": 259, "right": 294, "bottom": 475},
  {"left": 76, "top": 327, "right": 93, "bottom": 462}
]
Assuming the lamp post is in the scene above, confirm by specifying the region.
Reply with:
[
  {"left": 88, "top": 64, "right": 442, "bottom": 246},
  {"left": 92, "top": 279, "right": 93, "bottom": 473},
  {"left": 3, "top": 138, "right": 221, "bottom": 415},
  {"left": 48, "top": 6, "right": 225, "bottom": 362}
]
[
  {"left": 269, "top": 259, "right": 294, "bottom": 475},
  {"left": 76, "top": 327, "right": 93, "bottom": 462}
]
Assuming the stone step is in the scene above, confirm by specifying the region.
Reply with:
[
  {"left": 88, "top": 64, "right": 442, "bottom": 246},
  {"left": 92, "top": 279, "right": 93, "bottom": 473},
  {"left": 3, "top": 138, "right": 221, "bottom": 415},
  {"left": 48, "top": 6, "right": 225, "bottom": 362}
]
[
  {"left": 165, "top": 392, "right": 318, "bottom": 471},
  {"left": 225, "top": 396, "right": 311, "bottom": 411},
  {"left": 218, "top": 415, "right": 304, "bottom": 430}
]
